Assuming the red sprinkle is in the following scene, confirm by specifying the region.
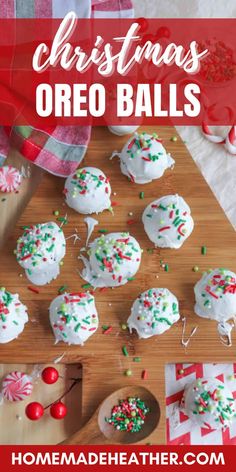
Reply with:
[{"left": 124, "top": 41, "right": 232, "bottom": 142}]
[
  {"left": 127, "top": 219, "right": 137, "bottom": 225},
  {"left": 142, "top": 370, "right": 148, "bottom": 380},
  {"left": 103, "top": 326, "right": 113, "bottom": 335},
  {"left": 21, "top": 254, "right": 32, "bottom": 261},
  {"left": 159, "top": 226, "right": 171, "bottom": 232},
  {"left": 177, "top": 223, "right": 185, "bottom": 236},
  {"left": 27, "top": 286, "right": 40, "bottom": 294}
]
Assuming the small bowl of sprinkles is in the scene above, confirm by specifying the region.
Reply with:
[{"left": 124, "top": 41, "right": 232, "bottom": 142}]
[
  {"left": 98, "top": 385, "right": 160, "bottom": 444},
  {"left": 197, "top": 38, "right": 236, "bottom": 87}
]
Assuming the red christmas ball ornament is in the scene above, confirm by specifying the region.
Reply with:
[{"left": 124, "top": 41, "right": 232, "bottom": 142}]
[
  {"left": 155, "top": 26, "right": 171, "bottom": 40},
  {"left": 50, "top": 401, "right": 67, "bottom": 420},
  {"left": 136, "top": 17, "right": 149, "bottom": 33},
  {"left": 41, "top": 367, "right": 59, "bottom": 385},
  {"left": 25, "top": 402, "right": 44, "bottom": 421}
]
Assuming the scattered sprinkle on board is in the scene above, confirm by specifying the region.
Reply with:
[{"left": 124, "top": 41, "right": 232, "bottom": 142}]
[
  {"left": 201, "top": 246, "right": 207, "bottom": 255},
  {"left": 81, "top": 283, "right": 92, "bottom": 289},
  {"left": 58, "top": 285, "right": 68, "bottom": 294},
  {"left": 27, "top": 286, "right": 39, "bottom": 294},
  {"left": 142, "top": 370, "right": 148, "bottom": 380},
  {"left": 103, "top": 326, "right": 113, "bottom": 335},
  {"left": 122, "top": 345, "right": 129, "bottom": 357},
  {"left": 121, "top": 323, "right": 127, "bottom": 330},
  {"left": 124, "top": 369, "right": 132, "bottom": 377}
]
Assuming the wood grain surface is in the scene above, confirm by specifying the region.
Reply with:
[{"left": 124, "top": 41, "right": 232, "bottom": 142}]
[{"left": 0, "top": 126, "right": 236, "bottom": 444}]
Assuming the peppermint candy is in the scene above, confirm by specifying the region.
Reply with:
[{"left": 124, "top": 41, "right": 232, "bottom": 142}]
[
  {"left": 0, "top": 166, "right": 22, "bottom": 193},
  {"left": 202, "top": 125, "right": 236, "bottom": 155},
  {"left": 2, "top": 371, "right": 33, "bottom": 402}
]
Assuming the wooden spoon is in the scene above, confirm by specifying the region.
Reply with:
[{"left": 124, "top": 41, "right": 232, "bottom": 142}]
[{"left": 61, "top": 385, "right": 160, "bottom": 445}]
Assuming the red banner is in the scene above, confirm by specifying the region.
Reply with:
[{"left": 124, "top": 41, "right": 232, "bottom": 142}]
[
  {"left": 0, "top": 445, "right": 234, "bottom": 471},
  {"left": 0, "top": 16, "right": 235, "bottom": 126}
]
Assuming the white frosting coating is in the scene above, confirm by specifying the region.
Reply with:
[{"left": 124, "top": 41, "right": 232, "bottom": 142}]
[
  {"left": 80, "top": 232, "right": 142, "bottom": 288},
  {"left": 16, "top": 222, "right": 66, "bottom": 286},
  {"left": 108, "top": 125, "right": 139, "bottom": 136},
  {"left": 127, "top": 288, "right": 180, "bottom": 339},
  {"left": 0, "top": 288, "right": 28, "bottom": 343},
  {"left": 194, "top": 268, "right": 236, "bottom": 323},
  {"left": 116, "top": 132, "right": 174, "bottom": 184},
  {"left": 181, "top": 377, "right": 236, "bottom": 430},
  {"left": 142, "top": 194, "right": 194, "bottom": 249},
  {"left": 64, "top": 167, "right": 111, "bottom": 215},
  {"left": 49, "top": 292, "right": 98, "bottom": 345}
]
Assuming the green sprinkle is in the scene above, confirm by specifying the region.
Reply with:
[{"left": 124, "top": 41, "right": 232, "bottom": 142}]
[
  {"left": 139, "top": 191, "right": 145, "bottom": 199},
  {"left": 164, "top": 264, "right": 169, "bottom": 272},
  {"left": 58, "top": 285, "right": 68, "bottom": 294},
  {"left": 170, "top": 136, "right": 178, "bottom": 142},
  {"left": 98, "top": 229, "right": 108, "bottom": 234},
  {"left": 193, "top": 266, "right": 199, "bottom": 272},
  {"left": 201, "top": 246, "right": 207, "bottom": 255},
  {"left": 122, "top": 345, "right": 129, "bottom": 357},
  {"left": 53, "top": 210, "right": 60, "bottom": 216},
  {"left": 74, "top": 323, "right": 81, "bottom": 332},
  {"left": 124, "top": 369, "right": 132, "bottom": 377},
  {"left": 81, "top": 283, "right": 92, "bottom": 289},
  {"left": 121, "top": 323, "right": 127, "bottom": 330},
  {"left": 133, "top": 357, "right": 141, "bottom": 362},
  {"left": 127, "top": 277, "right": 135, "bottom": 281},
  {"left": 102, "top": 325, "right": 109, "bottom": 330}
]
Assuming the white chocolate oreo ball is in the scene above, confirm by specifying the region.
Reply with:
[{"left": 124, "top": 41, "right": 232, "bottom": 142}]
[
  {"left": 194, "top": 268, "right": 236, "bottom": 323},
  {"left": 49, "top": 292, "right": 98, "bottom": 345},
  {"left": 181, "top": 377, "right": 236, "bottom": 430},
  {"left": 108, "top": 125, "right": 139, "bottom": 136},
  {"left": 80, "top": 232, "right": 142, "bottom": 288},
  {"left": 114, "top": 132, "right": 174, "bottom": 184},
  {"left": 127, "top": 288, "right": 180, "bottom": 339},
  {"left": 16, "top": 222, "right": 66, "bottom": 286},
  {"left": 0, "top": 288, "right": 28, "bottom": 343},
  {"left": 64, "top": 167, "right": 111, "bottom": 215},
  {"left": 142, "top": 195, "right": 194, "bottom": 249}
]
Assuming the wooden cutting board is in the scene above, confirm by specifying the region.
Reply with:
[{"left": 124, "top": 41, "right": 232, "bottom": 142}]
[{"left": 1, "top": 126, "right": 236, "bottom": 445}]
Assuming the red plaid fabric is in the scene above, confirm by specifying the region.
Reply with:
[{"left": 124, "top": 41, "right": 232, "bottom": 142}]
[{"left": 0, "top": 0, "right": 134, "bottom": 176}]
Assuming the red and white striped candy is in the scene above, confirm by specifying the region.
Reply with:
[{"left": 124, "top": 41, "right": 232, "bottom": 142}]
[
  {"left": 2, "top": 371, "right": 33, "bottom": 402},
  {"left": 225, "top": 126, "right": 236, "bottom": 155},
  {"left": 202, "top": 124, "right": 236, "bottom": 155},
  {"left": 0, "top": 166, "right": 22, "bottom": 193}
]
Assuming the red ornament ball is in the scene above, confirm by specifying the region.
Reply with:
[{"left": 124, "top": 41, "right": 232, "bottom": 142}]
[
  {"left": 41, "top": 367, "right": 59, "bottom": 385},
  {"left": 136, "top": 17, "right": 149, "bottom": 33},
  {"left": 155, "top": 26, "right": 170, "bottom": 40},
  {"left": 25, "top": 402, "right": 44, "bottom": 421},
  {"left": 50, "top": 401, "right": 67, "bottom": 420}
]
